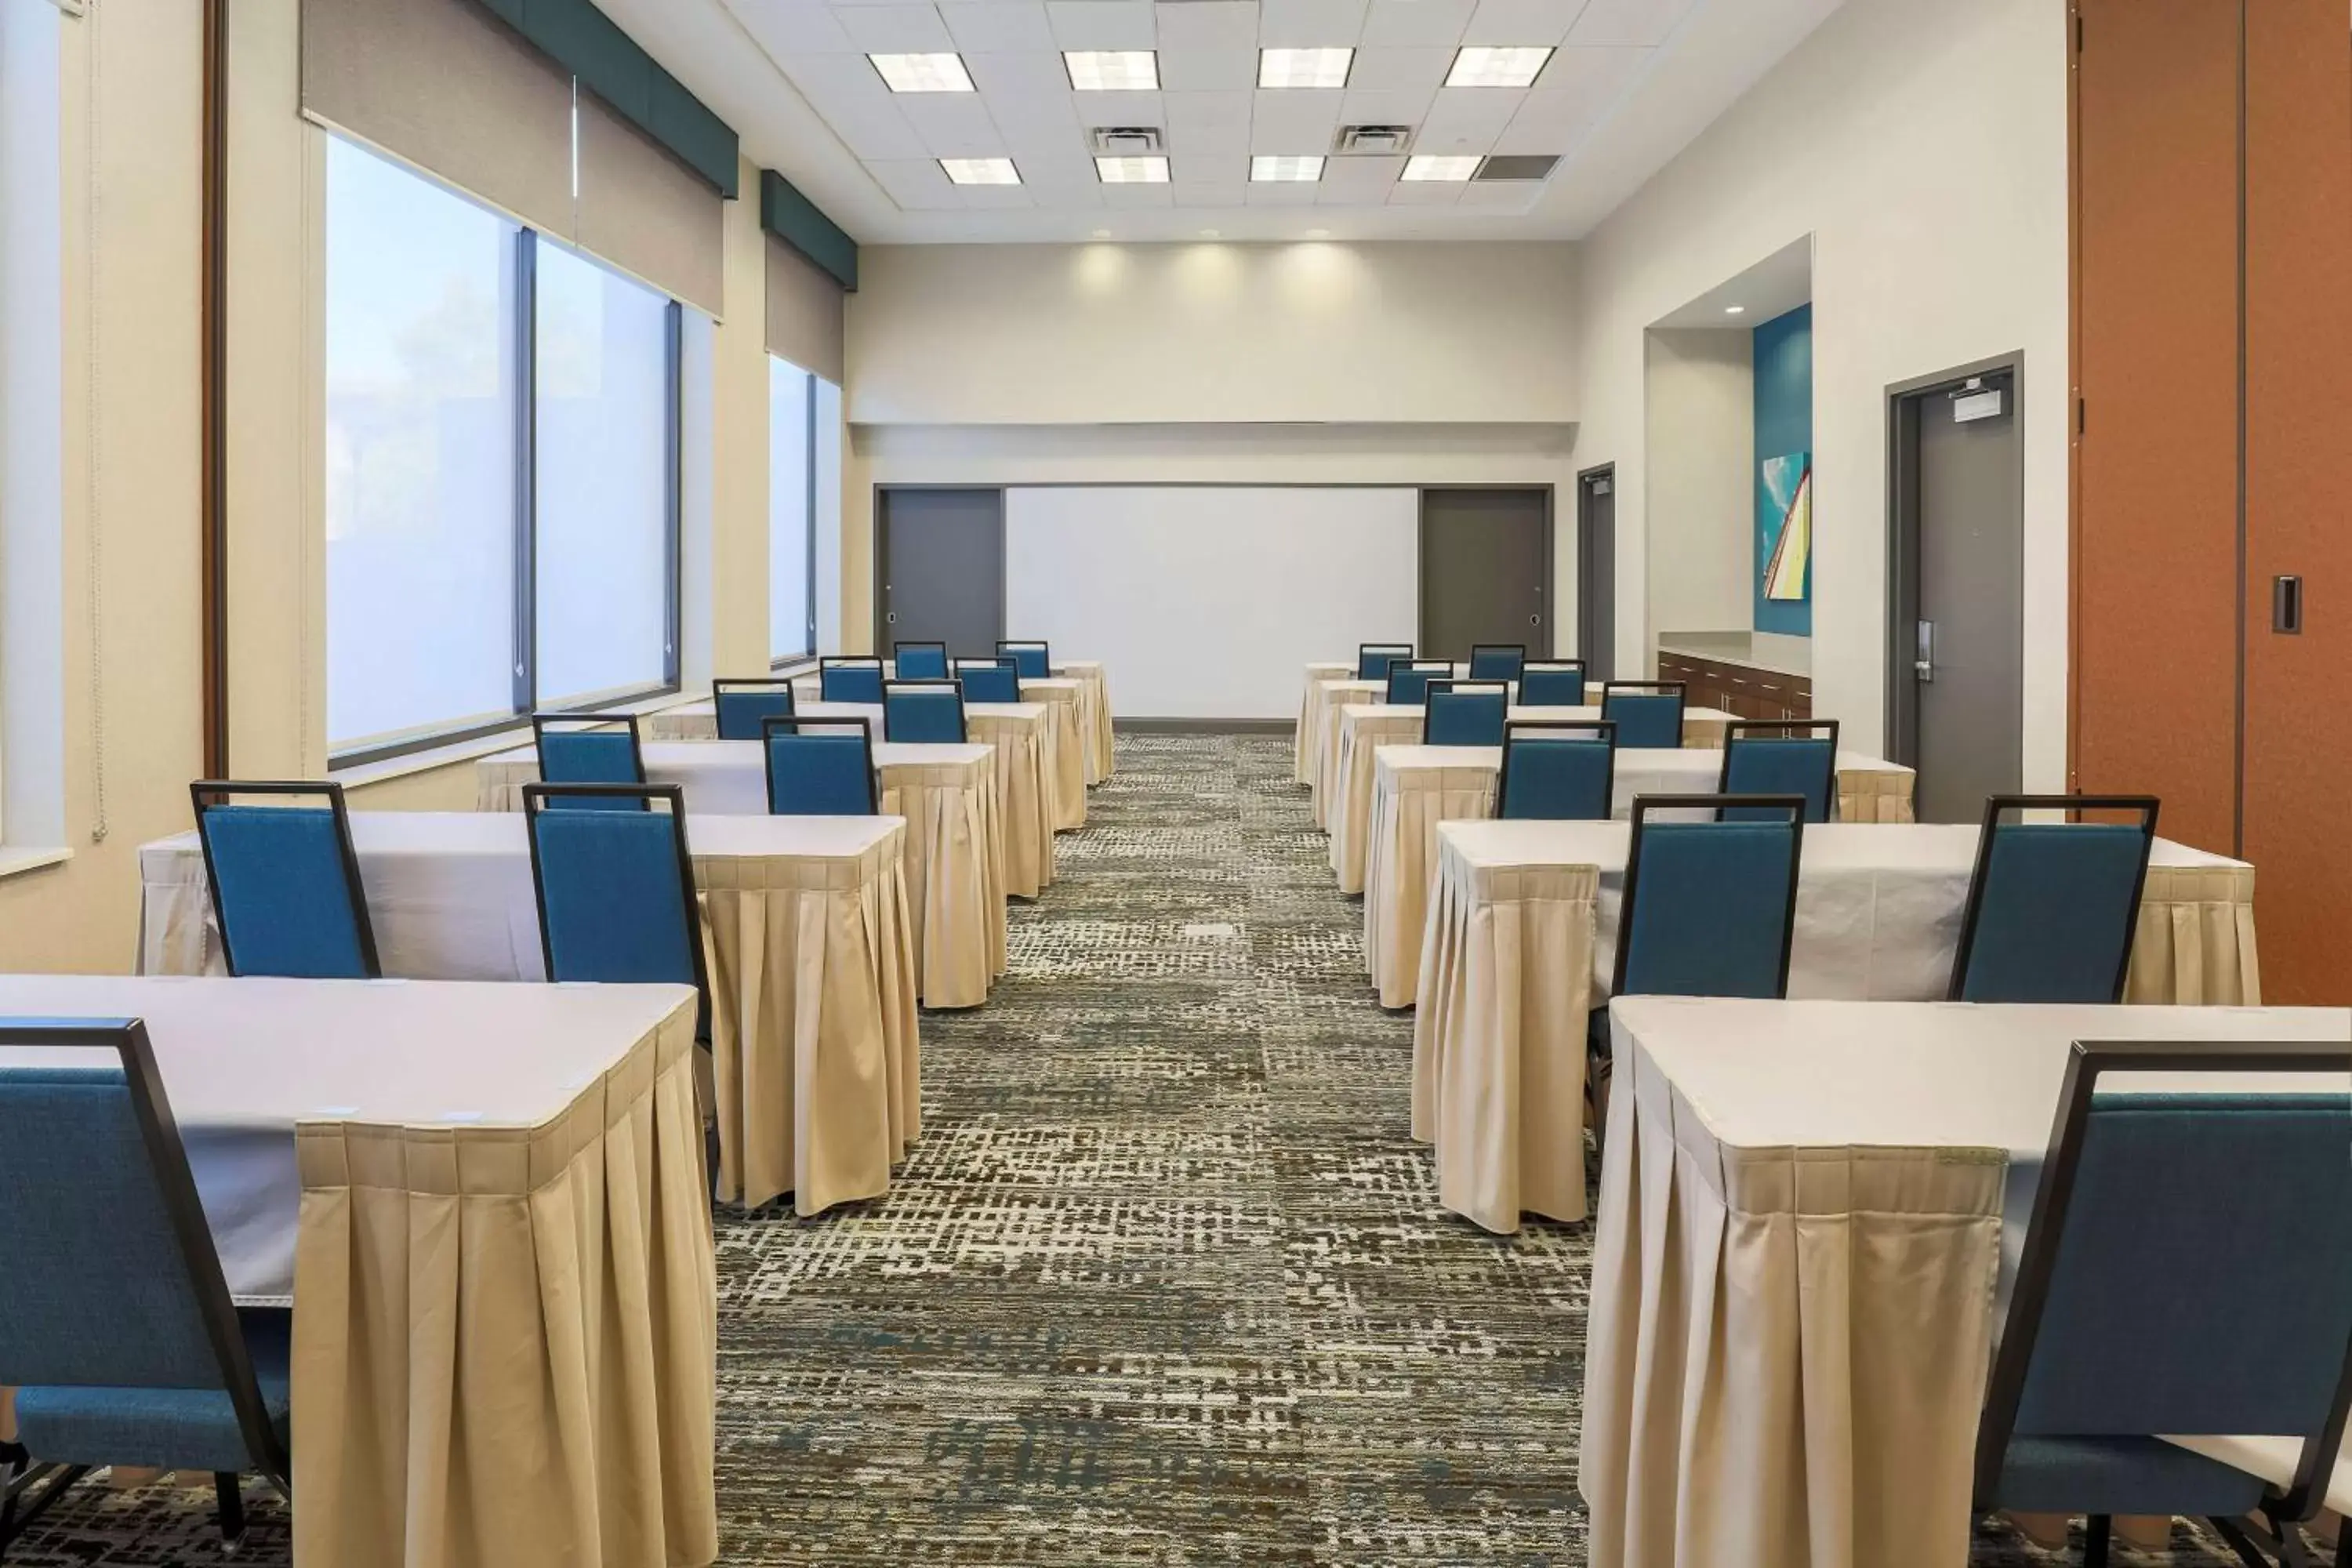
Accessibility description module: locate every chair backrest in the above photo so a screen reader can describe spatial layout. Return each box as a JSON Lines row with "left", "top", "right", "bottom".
{"left": 1357, "top": 643, "right": 1415, "bottom": 681}
{"left": 711, "top": 678, "right": 796, "bottom": 741}
{"left": 763, "top": 717, "right": 878, "bottom": 816}
{"left": 953, "top": 656, "right": 1022, "bottom": 704}
{"left": 1949, "top": 794, "right": 2159, "bottom": 1004}
{"left": 0, "top": 1019, "right": 289, "bottom": 1485}
{"left": 1422, "top": 680, "right": 1510, "bottom": 747}
{"left": 997, "top": 640, "right": 1051, "bottom": 680}
{"left": 1518, "top": 660, "right": 1588, "bottom": 708}
{"left": 1384, "top": 659, "right": 1454, "bottom": 705}
{"left": 1975, "top": 1040, "right": 2352, "bottom": 1520}
{"left": 1719, "top": 719, "right": 1841, "bottom": 823}
{"left": 532, "top": 714, "right": 646, "bottom": 810}
{"left": 522, "top": 782, "right": 710, "bottom": 1040}
{"left": 1497, "top": 720, "right": 1617, "bottom": 821}
{"left": 1601, "top": 681, "right": 1686, "bottom": 749}
{"left": 893, "top": 641, "right": 949, "bottom": 681}
{"left": 1613, "top": 794, "right": 1806, "bottom": 1000}
{"left": 1467, "top": 644, "right": 1526, "bottom": 681}
{"left": 191, "top": 780, "right": 380, "bottom": 979}
{"left": 883, "top": 679, "right": 968, "bottom": 743}
{"left": 818, "top": 656, "right": 886, "bottom": 703}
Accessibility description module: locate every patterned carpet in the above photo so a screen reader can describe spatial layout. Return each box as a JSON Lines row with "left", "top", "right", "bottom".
{"left": 4, "top": 735, "right": 2329, "bottom": 1565}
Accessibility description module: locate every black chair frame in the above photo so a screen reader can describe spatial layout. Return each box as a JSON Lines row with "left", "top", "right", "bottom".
{"left": 1972, "top": 1037, "right": 2352, "bottom": 1566}
{"left": 1357, "top": 643, "right": 1415, "bottom": 681}
{"left": 1717, "top": 718, "right": 1842, "bottom": 821}
{"left": 189, "top": 780, "right": 381, "bottom": 980}
{"left": 760, "top": 715, "right": 879, "bottom": 815}
{"left": 709, "top": 678, "right": 797, "bottom": 739}
{"left": 1494, "top": 719, "right": 1617, "bottom": 819}
{"left": 1421, "top": 679, "right": 1512, "bottom": 745}
{"left": 530, "top": 712, "right": 648, "bottom": 807}
{"left": 0, "top": 1018, "right": 292, "bottom": 1552}
{"left": 881, "top": 678, "right": 970, "bottom": 743}
{"left": 1947, "top": 794, "right": 2161, "bottom": 1004}
{"left": 1610, "top": 793, "right": 1808, "bottom": 1000}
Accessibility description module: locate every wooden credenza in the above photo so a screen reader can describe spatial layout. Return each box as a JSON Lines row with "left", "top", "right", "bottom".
{"left": 1654, "top": 649, "right": 1813, "bottom": 723}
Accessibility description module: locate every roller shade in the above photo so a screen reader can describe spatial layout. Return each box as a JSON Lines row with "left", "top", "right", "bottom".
{"left": 765, "top": 238, "right": 844, "bottom": 384}
{"left": 576, "top": 90, "right": 724, "bottom": 318}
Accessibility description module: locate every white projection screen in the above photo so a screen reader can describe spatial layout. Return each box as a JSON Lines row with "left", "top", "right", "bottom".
{"left": 1004, "top": 486, "right": 1419, "bottom": 719}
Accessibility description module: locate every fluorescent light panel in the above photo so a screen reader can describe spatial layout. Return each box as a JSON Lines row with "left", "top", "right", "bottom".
{"left": 1445, "top": 45, "right": 1554, "bottom": 89}
{"left": 940, "top": 158, "right": 1020, "bottom": 186}
{"left": 1401, "top": 154, "right": 1479, "bottom": 181}
{"left": 1064, "top": 50, "right": 1159, "bottom": 91}
{"left": 1258, "top": 47, "right": 1352, "bottom": 89}
{"left": 1094, "top": 155, "right": 1170, "bottom": 183}
{"left": 869, "top": 53, "right": 973, "bottom": 93}
{"left": 1251, "top": 154, "right": 1325, "bottom": 182}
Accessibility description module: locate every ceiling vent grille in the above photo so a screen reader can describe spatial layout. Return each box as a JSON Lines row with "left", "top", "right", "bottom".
{"left": 1473, "top": 154, "right": 1561, "bottom": 181}
{"left": 1334, "top": 124, "right": 1414, "bottom": 155}
{"left": 1088, "top": 126, "right": 1165, "bottom": 156}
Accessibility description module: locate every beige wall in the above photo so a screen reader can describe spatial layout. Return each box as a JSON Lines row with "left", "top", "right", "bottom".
{"left": 1642, "top": 328, "right": 1754, "bottom": 638}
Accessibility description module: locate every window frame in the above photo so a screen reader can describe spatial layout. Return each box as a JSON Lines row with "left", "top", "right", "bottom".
{"left": 769, "top": 358, "right": 820, "bottom": 670}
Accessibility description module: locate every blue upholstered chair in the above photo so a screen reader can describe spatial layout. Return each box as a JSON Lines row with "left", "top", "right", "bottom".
{"left": 1497, "top": 721, "right": 1617, "bottom": 821}
{"left": 1422, "top": 681, "right": 1510, "bottom": 747}
{"left": 953, "top": 657, "right": 1022, "bottom": 704}
{"left": 1600, "top": 681, "right": 1686, "bottom": 749}
{"left": 1973, "top": 1038, "right": 2352, "bottom": 1568}
{"left": 997, "top": 640, "right": 1051, "bottom": 681}
{"left": 710, "top": 678, "right": 795, "bottom": 742}
{"left": 1613, "top": 795, "right": 1806, "bottom": 1002}
{"left": 818, "top": 656, "right": 886, "bottom": 703}
{"left": 521, "top": 782, "right": 710, "bottom": 1044}
{"left": 1356, "top": 643, "right": 1414, "bottom": 681}
{"left": 191, "top": 781, "right": 379, "bottom": 979}
{"left": 893, "top": 641, "right": 949, "bottom": 681}
{"left": 883, "top": 680, "right": 968, "bottom": 743}
{"left": 1468, "top": 644, "right": 1526, "bottom": 681}
{"left": 1949, "top": 795, "right": 2159, "bottom": 1004}
{"left": 0, "top": 1018, "right": 292, "bottom": 1552}
{"left": 532, "top": 713, "right": 646, "bottom": 811}
{"left": 763, "top": 717, "right": 878, "bottom": 816}
{"left": 1384, "top": 660, "right": 1454, "bottom": 706}
{"left": 1518, "top": 660, "right": 1588, "bottom": 708}
{"left": 1719, "top": 719, "right": 1840, "bottom": 823}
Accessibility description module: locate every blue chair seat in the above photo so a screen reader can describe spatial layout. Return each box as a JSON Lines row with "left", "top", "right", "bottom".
{"left": 1994, "top": 1434, "right": 2268, "bottom": 1519}
{"left": 13, "top": 1308, "right": 290, "bottom": 1476}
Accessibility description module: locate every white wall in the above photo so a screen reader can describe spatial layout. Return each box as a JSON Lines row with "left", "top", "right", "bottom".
{"left": 1643, "top": 328, "right": 1753, "bottom": 636}
{"left": 1571, "top": 0, "right": 2067, "bottom": 776}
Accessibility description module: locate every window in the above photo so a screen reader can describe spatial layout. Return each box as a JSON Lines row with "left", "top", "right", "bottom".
{"left": 769, "top": 357, "right": 812, "bottom": 661}
{"left": 325, "top": 137, "right": 681, "bottom": 760}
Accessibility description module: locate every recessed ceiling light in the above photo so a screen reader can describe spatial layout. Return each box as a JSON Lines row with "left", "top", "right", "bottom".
{"left": 1064, "top": 50, "right": 1159, "bottom": 91}
{"left": 1251, "top": 154, "right": 1326, "bottom": 183}
{"left": 868, "top": 53, "right": 973, "bottom": 93}
{"left": 1724, "top": 304, "right": 1747, "bottom": 315}
{"left": 940, "top": 158, "right": 1020, "bottom": 187}
{"left": 1401, "top": 154, "right": 1479, "bottom": 182}
{"left": 1091, "top": 228, "right": 1113, "bottom": 239}
{"left": 1305, "top": 227, "right": 1331, "bottom": 238}
{"left": 1258, "top": 47, "right": 1352, "bottom": 89}
{"left": 1445, "top": 45, "right": 1554, "bottom": 89}
{"left": 1200, "top": 228, "right": 1221, "bottom": 238}
{"left": 1094, "top": 155, "right": 1171, "bottom": 183}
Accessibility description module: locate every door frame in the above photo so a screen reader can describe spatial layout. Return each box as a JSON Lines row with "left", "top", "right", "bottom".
{"left": 1414, "top": 484, "right": 1556, "bottom": 658}
{"left": 1575, "top": 463, "right": 1615, "bottom": 679}
{"left": 871, "top": 484, "right": 1008, "bottom": 654}
{"left": 1884, "top": 350, "right": 2026, "bottom": 770}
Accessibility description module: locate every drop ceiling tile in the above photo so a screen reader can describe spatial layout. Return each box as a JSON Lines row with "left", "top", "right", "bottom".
{"left": 899, "top": 93, "right": 1009, "bottom": 155}
{"left": 1047, "top": 0, "right": 1157, "bottom": 49}
{"left": 1100, "top": 182, "right": 1177, "bottom": 207}
{"left": 1526, "top": 42, "right": 1647, "bottom": 100}
{"left": 1360, "top": 0, "right": 1474, "bottom": 46}
{"left": 1250, "top": 87, "right": 1344, "bottom": 151}
{"left": 1158, "top": 41, "right": 1258, "bottom": 89}
{"left": 959, "top": 183, "right": 1037, "bottom": 208}
{"left": 1247, "top": 180, "right": 1323, "bottom": 205}
{"left": 1386, "top": 178, "right": 1461, "bottom": 204}
{"left": 1318, "top": 151, "right": 1403, "bottom": 191}
{"left": 1344, "top": 45, "right": 1451, "bottom": 92}
{"left": 782, "top": 57, "right": 933, "bottom": 158}
{"left": 1166, "top": 89, "right": 1254, "bottom": 152}
{"left": 1016, "top": 144, "right": 1105, "bottom": 187}
{"left": 1414, "top": 85, "right": 1522, "bottom": 150}
{"left": 1258, "top": 0, "right": 1369, "bottom": 47}
{"left": 728, "top": 0, "right": 860, "bottom": 55}
{"left": 942, "top": 1, "right": 1058, "bottom": 53}
{"left": 865, "top": 158, "right": 962, "bottom": 209}
{"left": 1461, "top": 0, "right": 1589, "bottom": 45}
{"left": 1155, "top": 1, "right": 1259, "bottom": 53}
{"left": 1172, "top": 177, "right": 1248, "bottom": 206}
{"left": 1336, "top": 86, "right": 1432, "bottom": 127}
{"left": 1457, "top": 176, "right": 1542, "bottom": 209}
{"left": 1564, "top": 0, "right": 1692, "bottom": 46}
{"left": 1071, "top": 89, "right": 1167, "bottom": 126}
{"left": 967, "top": 49, "right": 1077, "bottom": 102}
{"left": 829, "top": 4, "right": 957, "bottom": 53}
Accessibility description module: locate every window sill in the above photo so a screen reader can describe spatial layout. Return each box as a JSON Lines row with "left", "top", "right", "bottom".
{"left": 0, "top": 845, "right": 72, "bottom": 882}
{"left": 331, "top": 689, "right": 706, "bottom": 790}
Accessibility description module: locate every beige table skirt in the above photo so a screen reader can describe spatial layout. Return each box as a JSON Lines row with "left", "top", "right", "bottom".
{"left": 1028, "top": 679, "right": 1090, "bottom": 832}
{"left": 1296, "top": 663, "right": 1355, "bottom": 789}
{"left": 292, "top": 1003, "right": 720, "bottom": 1568}
{"left": 1059, "top": 662, "right": 1114, "bottom": 784}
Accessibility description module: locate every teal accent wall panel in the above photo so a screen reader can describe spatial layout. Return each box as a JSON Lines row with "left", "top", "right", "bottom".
{"left": 1751, "top": 303, "right": 1813, "bottom": 636}
{"left": 762, "top": 169, "right": 858, "bottom": 291}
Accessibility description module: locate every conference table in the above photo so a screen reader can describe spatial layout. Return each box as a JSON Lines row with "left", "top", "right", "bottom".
{"left": 651, "top": 698, "right": 1062, "bottom": 897}
{"left": 1362, "top": 743, "right": 1920, "bottom": 1005}
{"left": 0, "top": 972, "right": 719, "bottom": 1568}
{"left": 1325, "top": 703, "right": 1743, "bottom": 891}
{"left": 1581, "top": 996, "right": 2348, "bottom": 1568}
{"left": 1294, "top": 661, "right": 1606, "bottom": 795}
{"left": 137, "top": 811, "right": 923, "bottom": 1215}
{"left": 1411, "top": 819, "right": 2263, "bottom": 1232}
{"left": 475, "top": 738, "right": 1006, "bottom": 1009}
{"left": 796, "top": 658, "right": 1115, "bottom": 786}
{"left": 790, "top": 668, "right": 1105, "bottom": 804}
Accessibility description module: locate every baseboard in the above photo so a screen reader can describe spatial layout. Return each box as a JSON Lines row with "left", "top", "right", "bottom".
{"left": 1114, "top": 717, "right": 1295, "bottom": 735}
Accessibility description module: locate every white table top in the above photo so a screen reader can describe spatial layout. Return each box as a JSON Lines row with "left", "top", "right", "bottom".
{"left": 150, "top": 808, "right": 904, "bottom": 869}
{"left": 1381, "top": 744, "right": 1914, "bottom": 783}
{"left": 486, "top": 738, "right": 990, "bottom": 816}
{"left": 1439, "top": 818, "right": 2241, "bottom": 875}
{"left": 1341, "top": 702, "right": 1742, "bottom": 728}
{"left": 793, "top": 698, "right": 1048, "bottom": 726}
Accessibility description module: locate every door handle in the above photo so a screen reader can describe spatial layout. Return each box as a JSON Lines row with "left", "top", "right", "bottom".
{"left": 1915, "top": 619, "right": 1935, "bottom": 683}
{"left": 1529, "top": 614, "right": 1540, "bottom": 626}
{"left": 2273, "top": 575, "right": 2303, "bottom": 634}
{"left": 886, "top": 612, "right": 897, "bottom": 624}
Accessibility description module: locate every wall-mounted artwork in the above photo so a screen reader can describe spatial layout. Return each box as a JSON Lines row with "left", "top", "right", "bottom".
{"left": 1759, "top": 450, "right": 1811, "bottom": 603}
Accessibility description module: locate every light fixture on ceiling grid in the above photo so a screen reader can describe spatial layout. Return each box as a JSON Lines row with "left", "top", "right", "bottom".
{"left": 1258, "top": 47, "right": 1353, "bottom": 89}
{"left": 1251, "top": 154, "right": 1325, "bottom": 183}
{"left": 1400, "top": 154, "right": 1480, "bottom": 181}
{"left": 1095, "top": 154, "right": 1171, "bottom": 183}
{"left": 1064, "top": 50, "right": 1160, "bottom": 91}
{"left": 868, "top": 53, "right": 973, "bottom": 93}
{"left": 1445, "top": 45, "right": 1554, "bottom": 89}
{"left": 940, "top": 158, "right": 1021, "bottom": 187}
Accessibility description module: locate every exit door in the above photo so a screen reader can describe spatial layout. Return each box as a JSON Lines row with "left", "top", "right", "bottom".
{"left": 875, "top": 488, "right": 1005, "bottom": 658}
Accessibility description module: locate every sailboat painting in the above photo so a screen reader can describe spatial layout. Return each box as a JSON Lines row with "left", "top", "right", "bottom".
{"left": 1759, "top": 450, "right": 1811, "bottom": 603}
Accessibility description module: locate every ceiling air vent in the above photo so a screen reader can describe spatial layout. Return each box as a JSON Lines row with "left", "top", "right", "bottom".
{"left": 1334, "top": 124, "right": 1414, "bottom": 155}
{"left": 1088, "top": 126, "right": 1165, "bottom": 156}
{"left": 1474, "top": 154, "right": 1561, "bottom": 181}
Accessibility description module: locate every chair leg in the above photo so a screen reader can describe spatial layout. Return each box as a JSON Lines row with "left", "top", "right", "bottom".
{"left": 2082, "top": 1513, "right": 2112, "bottom": 1568}
{"left": 215, "top": 1472, "right": 245, "bottom": 1555}
{"left": 2211, "top": 1513, "right": 2284, "bottom": 1568}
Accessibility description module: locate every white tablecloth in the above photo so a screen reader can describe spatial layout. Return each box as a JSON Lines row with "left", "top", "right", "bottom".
{"left": 1363, "top": 746, "right": 1920, "bottom": 1004}
{"left": 1581, "top": 996, "right": 2350, "bottom": 1568}
{"left": 474, "top": 739, "right": 1007, "bottom": 1007}
{"left": 1296, "top": 664, "right": 1606, "bottom": 797}
{"left": 1411, "top": 822, "right": 2264, "bottom": 1232}
{"left": 788, "top": 673, "right": 1089, "bottom": 830}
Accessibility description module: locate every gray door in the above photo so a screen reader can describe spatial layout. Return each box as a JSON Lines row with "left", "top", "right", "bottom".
{"left": 1420, "top": 488, "right": 1549, "bottom": 660}
{"left": 1577, "top": 467, "right": 1616, "bottom": 681}
{"left": 1896, "top": 368, "right": 2023, "bottom": 822}
{"left": 877, "top": 488, "right": 1004, "bottom": 659}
